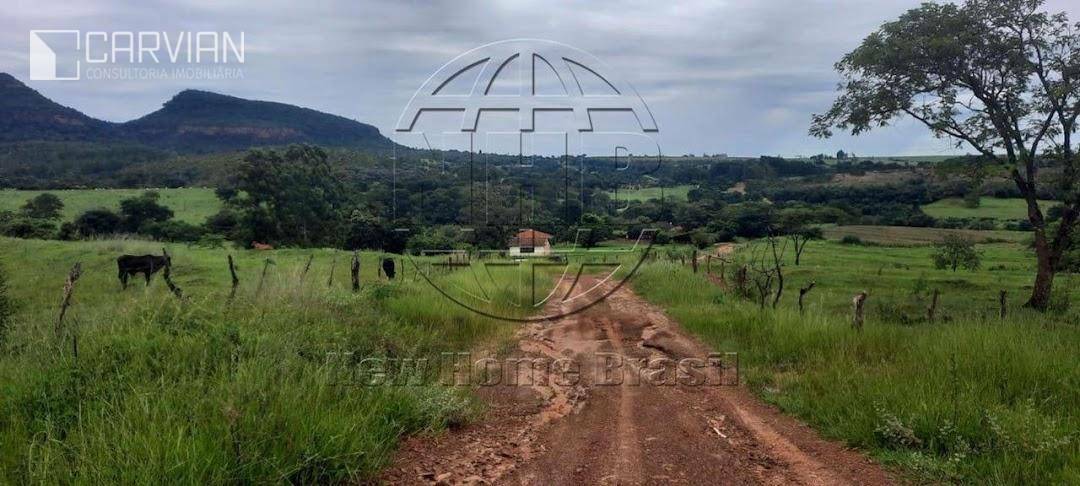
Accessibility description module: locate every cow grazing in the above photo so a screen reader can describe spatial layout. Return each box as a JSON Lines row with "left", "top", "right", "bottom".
{"left": 117, "top": 253, "right": 171, "bottom": 289}
{"left": 382, "top": 258, "right": 396, "bottom": 280}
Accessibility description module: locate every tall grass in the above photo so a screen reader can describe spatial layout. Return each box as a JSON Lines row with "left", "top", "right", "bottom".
{"left": 0, "top": 237, "right": 528, "bottom": 483}
{"left": 632, "top": 258, "right": 1079, "bottom": 483}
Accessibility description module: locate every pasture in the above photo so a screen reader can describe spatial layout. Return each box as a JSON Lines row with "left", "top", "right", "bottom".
{"left": 922, "top": 197, "right": 1055, "bottom": 221}
{"left": 633, "top": 239, "right": 1079, "bottom": 483}
{"left": 821, "top": 224, "right": 1030, "bottom": 245}
{"left": 0, "top": 188, "right": 221, "bottom": 224}
{"left": 607, "top": 184, "right": 695, "bottom": 202}
{"left": 0, "top": 237, "right": 534, "bottom": 483}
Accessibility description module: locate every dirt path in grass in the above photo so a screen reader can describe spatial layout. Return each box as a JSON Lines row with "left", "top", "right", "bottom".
{"left": 381, "top": 276, "right": 890, "bottom": 485}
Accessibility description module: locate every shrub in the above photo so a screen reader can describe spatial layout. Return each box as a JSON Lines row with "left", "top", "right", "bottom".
{"left": 20, "top": 193, "right": 64, "bottom": 220}
{"left": 1, "top": 217, "right": 56, "bottom": 239}
{"left": 690, "top": 229, "right": 717, "bottom": 249}
{"left": 840, "top": 235, "right": 863, "bottom": 245}
{"left": 72, "top": 208, "right": 123, "bottom": 238}
{"left": 932, "top": 234, "right": 982, "bottom": 272}
{"left": 141, "top": 220, "right": 206, "bottom": 242}
{"left": 119, "top": 191, "right": 174, "bottom": 233}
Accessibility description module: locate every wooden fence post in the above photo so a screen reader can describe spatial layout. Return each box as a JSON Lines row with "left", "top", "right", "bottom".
{"left": 227, "top": 255, "right": 240, "bottom": 300}
{"left": 300, "top": 255, "right": 314, "bottom": 285}
{"left": 798, "top": 281, "right": 816, "bottom": 315}
{"left": 999, "top": 290, "right": 1007, "bottom": 320}
{"left": 927, "top": 289, "right": 940, "bottom": 323}
{"left": 852, "top": 291, "right": 868, "bottom": 331}
{"left": 328, "top": 253, "right": 338, "bottom": 288}
{"left": 351, "top": 251, "right": 361, "bottom": 292}
{"left": 692, "top": 250, "right": 698, "bottom": 273}
{"left": 56, "top": 262, "right": 82, "bottom": 337}
{"left": 256, "top": 259, "right": 272, "bottom": 297}
{"left": 162, "top": 265, "right": 183, "bottom": 300}
{"left": 734, "top": 265, "right": 748, "bottom": 298}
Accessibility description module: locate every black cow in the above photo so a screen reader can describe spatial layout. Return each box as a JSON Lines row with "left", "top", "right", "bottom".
{"left": 382, "top": 257, "right": 396, "bottom": 280}
{"left": 117, "top": 254, "right": 171, "bottom": 289}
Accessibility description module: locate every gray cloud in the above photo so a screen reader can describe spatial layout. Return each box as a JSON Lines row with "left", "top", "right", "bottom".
{"left": 4, "top": 0, "right": 1079, "bottom": 157}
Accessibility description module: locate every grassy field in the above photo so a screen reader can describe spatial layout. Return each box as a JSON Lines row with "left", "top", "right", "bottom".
{"left": 0, "top": 188, "right": 221, "bottom": 224}
{"left": 922, "top": 197, "right": 1055, "bottom": 221}
{"left": 0, "top": 237, "right": 540, "bottom": 483}
{"left": 607, "top": 184, "right": 695, "bottom": 202}
{"left": 821, "top": 224, "right": 1031, "bottom": 245}
{"left": 633, "top": 239, "right": 1079, "bottom": 483}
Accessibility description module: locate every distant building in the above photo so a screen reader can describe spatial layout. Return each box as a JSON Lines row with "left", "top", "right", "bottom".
{"left": 509, "top": 229, "right": 553, "bottom": 257}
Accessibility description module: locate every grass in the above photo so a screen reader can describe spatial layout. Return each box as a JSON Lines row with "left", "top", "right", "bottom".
{"left": 0, "top": 237, "right": 539, "bottom": 483}
{"left": 631, "top": 239, "right": 1079, "bottom": 483}
{"left": 821, "top": 224, "right": 1031, "bottom": 245}
{"left": 606, "top": 184, "right": 695, "bottom": 202}
{"left": 922, "top": 197, "right": 1055, "bottom": 221}
{"left": 0, "top": 188, "right": 221, "bottom": 224}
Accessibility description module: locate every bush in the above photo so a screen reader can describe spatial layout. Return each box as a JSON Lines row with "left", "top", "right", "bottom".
{"left": 20, "top": 193, "right": 64, "bottom": 220}
{"left": 1, "top": 217, "right": 56, "bottom": 239}
{"left": 932, "top": 234, "right": 982, "bottom": 272}
{"left": 72, "top": 208, "right": 123, "bottom": 238}
{"left": 141, "top": 220, "right": 206, "bottom": 242}
{"left": 689, "top": 229, "right": 717, "bottom": 249}
{"left": 840, "top": 235, "right": 863, "bottom": 245}
{"left": 119, "top": 191, "right": 174, "bottom": 233}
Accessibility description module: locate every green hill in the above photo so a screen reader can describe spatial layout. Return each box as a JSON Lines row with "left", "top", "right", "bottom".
{"left": 122, "top": 90, "right": 394, "bottom": 153}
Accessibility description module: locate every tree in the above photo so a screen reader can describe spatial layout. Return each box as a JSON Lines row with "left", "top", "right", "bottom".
{"left": 20, "top": 193, "right": 63, "bottom": 220}
{"left": 228, "top": 145, "right": 347, "bottom": 247}
{"left": 811, "top": 0, "right": 1079, "bottom": 310}
{"left": 786, "top": 226, "right": 823, "bottom": 265}
{"left": 72, "top": 208, "right": 122, "bottom": 238}
{"left": 119, "top": 191, "right": 174, "bottom": 233}
{"left": 933, "top": 234, "right": 982, "bottom": 271}
{"left": 577, "top": 213, "right": 611, "bottom": 248}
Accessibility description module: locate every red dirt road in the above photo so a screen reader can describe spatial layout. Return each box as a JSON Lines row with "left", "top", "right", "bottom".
{"left": 382, "top": 277, "right": 891, "bottom": 485}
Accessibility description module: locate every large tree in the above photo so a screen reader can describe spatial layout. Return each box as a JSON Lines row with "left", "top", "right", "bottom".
{"left": 228, "top": 145, "right": 347, "bottom": 247}
{"left": 811, "top": 0, "right": 1079, "bottom": 310}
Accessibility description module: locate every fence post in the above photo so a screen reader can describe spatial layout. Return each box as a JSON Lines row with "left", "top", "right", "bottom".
{"left": 227, "top": 255, "right": 240, "bottom": 300}
{"left": 327, "top": 253, "right": 338, "bottom": 288}
{"left": 56, "top": 262, "right": 82, "bottom": 337}
{"left": 256, "top": 259, "right": 272, "bottom": 297}
{"left": 852, "top": 291, "right": 868, "bottom": 331}
{"left": 162, "top": 265, "right": 183, "bottom": 300}
{"left": 692, "top": 250, "right": 698, "bottom": 273}
{"left": 300, "top": 255, "right": 314, "bottom": 285}
{"left": 798, "top": 281, "right": 816, "bottom": 315}
{"left": 999, "top": 290, "right": 1007, "bottom": 320}
{"left": 351, "top": 251, "right": 361, "bottom": 292}
{"left": 927, "top": 289, "right": 940, "bottom": 323}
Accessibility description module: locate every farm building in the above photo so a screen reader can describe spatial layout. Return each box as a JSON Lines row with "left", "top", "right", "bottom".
{"left": 509, "top": 229, "right": 553, "bottom": 257}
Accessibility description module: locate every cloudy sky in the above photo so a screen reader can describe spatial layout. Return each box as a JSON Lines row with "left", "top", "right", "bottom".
{"left": 5, "top": 0, "right": 1079, "bottom": 157}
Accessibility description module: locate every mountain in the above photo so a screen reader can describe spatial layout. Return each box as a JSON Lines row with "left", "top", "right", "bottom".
{"left": 0, "top": 73, "right": 394, "bottom": 153}
{"left": 0, "top": 73, "right": 118, "bottom": 142}
{"left": 122, "top": 90, "right": 394, "bottom": 153}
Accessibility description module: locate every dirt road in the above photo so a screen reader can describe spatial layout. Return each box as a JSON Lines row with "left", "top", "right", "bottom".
{"left": 382, "top": 277, "right": 890, "bottom": 485}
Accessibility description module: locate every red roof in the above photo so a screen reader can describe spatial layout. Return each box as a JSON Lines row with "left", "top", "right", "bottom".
{"left": 511, "top": 229, "right": 552, "bottom": 247}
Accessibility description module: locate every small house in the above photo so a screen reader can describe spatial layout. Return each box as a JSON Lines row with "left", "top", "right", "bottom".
{"left": 509, "top": 229, "right": 553, "bottom": 257}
